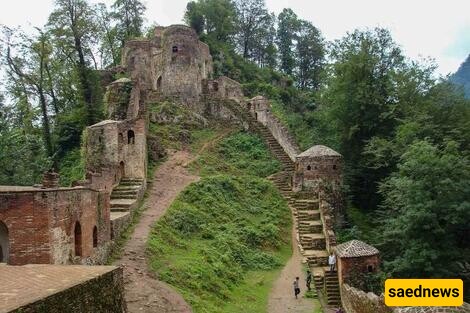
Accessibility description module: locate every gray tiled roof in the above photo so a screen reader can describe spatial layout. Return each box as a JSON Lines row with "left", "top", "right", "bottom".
{"left": 335, "top": 239, "right": 379, "bottom": 258}
{"left": 297, "top": 145, "right": 341, "bottom": 157}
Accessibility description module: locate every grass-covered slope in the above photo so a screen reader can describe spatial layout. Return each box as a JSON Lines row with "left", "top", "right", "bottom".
{"left": 147, "top": 130, "right": 291, "bottom": 313}
{"left": 190, "top": 131, "right": 281, "bottom": 177}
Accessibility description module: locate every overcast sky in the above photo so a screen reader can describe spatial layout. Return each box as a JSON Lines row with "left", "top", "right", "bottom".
{"left": 1, "top": 0, "right": 469, "bottom": 76}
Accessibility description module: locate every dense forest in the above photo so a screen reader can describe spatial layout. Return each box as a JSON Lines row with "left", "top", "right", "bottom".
{"left": 0, "top": 0, "right": 468, "bottom": 298}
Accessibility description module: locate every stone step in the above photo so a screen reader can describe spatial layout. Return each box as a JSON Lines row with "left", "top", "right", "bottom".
{"left": 110, "top": 207, "right": 131, "bottom": 212}
{"left": 119, "top": 181, "right": 143, "bottom": 186}
{"left": 113, "top": 185, "right": 141, "bottom": 191}
{"left": 110, "top": 198, "right": 135, "bottom": 208}
{"left": 111, "top": 194, "right": 136, "bottom": 200}
{"left": 303, "top": 249, "right": 329, "bottom": 267}
{"left": 111, "top": 189, "right": 139, "bottom": 196}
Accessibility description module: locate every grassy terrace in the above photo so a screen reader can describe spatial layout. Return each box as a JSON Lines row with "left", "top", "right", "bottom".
{"left": 147, "top": 130, "right": 292, "bottom": 312}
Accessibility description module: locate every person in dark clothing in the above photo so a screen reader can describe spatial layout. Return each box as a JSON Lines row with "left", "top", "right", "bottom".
{"left": 293, "top": 277, "right": 300, "bottom": 299}
{"left": 306, "top": 269, "right": 312, "bottom": 291}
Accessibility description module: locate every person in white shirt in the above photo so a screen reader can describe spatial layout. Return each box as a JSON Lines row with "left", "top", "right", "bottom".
{"left": 328, "top": 252, "right": 336, "bottom": 272}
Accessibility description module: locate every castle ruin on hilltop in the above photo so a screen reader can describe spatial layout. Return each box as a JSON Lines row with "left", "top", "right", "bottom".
{"left": 3, "top": 24, "right": 462, "bottom": 313}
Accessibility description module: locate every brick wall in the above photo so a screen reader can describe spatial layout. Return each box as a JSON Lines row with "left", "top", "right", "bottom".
{"left": 338, "top": 255, "right": 380, "bottom": 285}
{"left": 0, "top": 187, "right": 111, "bottom": 265}
{"left": 3, "top": 265, "right": 127, "bottom": 313}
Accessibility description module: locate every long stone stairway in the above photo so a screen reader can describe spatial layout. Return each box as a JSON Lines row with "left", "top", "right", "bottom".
{"left": 225, "top": 100, "right": 340, "bottom": 306}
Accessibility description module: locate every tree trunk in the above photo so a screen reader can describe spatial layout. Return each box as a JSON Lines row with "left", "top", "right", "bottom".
{"left": 74, "top": 34, "right": 95, "bottom": 126}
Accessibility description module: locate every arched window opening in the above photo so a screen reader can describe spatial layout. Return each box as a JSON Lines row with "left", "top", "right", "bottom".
{"left": 74, "top": 222, "right": 82, "bottom": 257}
{"left": 93, "top": 226, "right": 98, "bottom": 248}
{"left": 247, "top": 103, "right": 252, "bottom": 111}
{"left": 0, "top": 221, "right": 9, "bottom": 263}
{"left": 333, "top": 164, "right": 337, "bottom": 170}
{"left": 157, "top": 76, "right": 162, "bottom": 92}
{"left": 172, "top": 45, "right": 178, "bottom": 53}
{"left": 307, "top": 165, "right": 312, "bottom": 171}
{"left": 127, "top": 130, "right": 135, "bottom": 144}
{"left": 367, "top": 265, "right": 374, "bottom": 272}
{"left": 212, "top": 81, "right": 219, "bottom": 92}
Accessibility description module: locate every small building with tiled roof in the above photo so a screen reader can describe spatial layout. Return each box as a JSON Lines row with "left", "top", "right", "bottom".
{"left": 335, "top": 240, "right": 380, "bottom": 284}
{"left": 292, "top": 145, "right": 342, "bottom": 192}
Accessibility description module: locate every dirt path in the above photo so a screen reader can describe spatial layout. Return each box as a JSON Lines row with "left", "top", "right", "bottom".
{"left": 267, "top": 213, "right": 319, "bottom": 313}
{"left": 114, "top": 150, "right": 199, "bottom": 313}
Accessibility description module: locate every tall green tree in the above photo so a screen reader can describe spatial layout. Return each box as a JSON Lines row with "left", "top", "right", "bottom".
{"left": 96, "top": 3, "right": 120, "bottom": 67}
{"left": 277, "top": 8, "right": 300, "bottom": 75}
{"left": 111, "top": 0, "right": 146, "bottom": 44}
{"left": 295, "top": 21, "right": 325, "bottom": 90}
{"left": 184, "top": 0, "right": 237, "bottom": 43}
{"left": 48, "top": 0, "right": 101, "bottom": 126}
{"left": 234, "top": 0, "right": 270, "bottom": 59}
{"left": 379, "top": 140, "right": 470, "bottom": 279}
{"left": 251, "top": 13, "right": 277, "bottom": 68}
{"left": 1, "top": 26, "right": 55, "bottom": 158}
{"left": 319, "top": 28, "right": 406, "bottom": 210}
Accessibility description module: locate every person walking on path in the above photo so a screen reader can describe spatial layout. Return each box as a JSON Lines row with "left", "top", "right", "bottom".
{"left": 328, "top": 252, "right": 336, "bottom": 272}
{"left": 293, "top": 277, "right": 301, "bottom": 299}
{"left": 306, "top": 270, "right": 312, "bottom": 291}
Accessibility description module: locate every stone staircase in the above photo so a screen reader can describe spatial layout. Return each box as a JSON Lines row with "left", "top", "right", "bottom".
{"left": 109, "top": 178, "right": 145, "bottom": 239}
{"left": 325, "top": 270, "right": 340, "bottom": 305}
{"left": 226, "top": 100, "right": 340, "bottom": 306}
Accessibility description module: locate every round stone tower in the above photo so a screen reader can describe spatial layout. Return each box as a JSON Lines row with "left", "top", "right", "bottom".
{"left": 293, "top": 145, "right": 342, "bottom": 192}
{"left": 155, "top": 25, "right": 213, "bottom": 101}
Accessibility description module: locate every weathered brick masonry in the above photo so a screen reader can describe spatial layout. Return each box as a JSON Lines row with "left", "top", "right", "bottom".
{"left": 0, "top": 265, "right": 127, "bottom": 313}
{"left": 0, "top": 186, "right": 110, "bottom": 265}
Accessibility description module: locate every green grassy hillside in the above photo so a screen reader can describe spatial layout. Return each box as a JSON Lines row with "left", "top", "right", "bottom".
{"left": 147, "top": 130, "right": 291, "bottom": 313}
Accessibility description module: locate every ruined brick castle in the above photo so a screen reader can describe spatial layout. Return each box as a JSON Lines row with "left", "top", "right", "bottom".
{"left": 2, "top": 24, "right": 465, "bottom": 313}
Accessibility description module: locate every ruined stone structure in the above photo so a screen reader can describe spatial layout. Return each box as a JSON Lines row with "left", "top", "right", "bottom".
{"left": 0, "top": 182, "right": 110, "bottom": 265}
{"left": 293, "top": 145, "right": 343, "bottom": 192}
{"left": 0, "top": 24, "right": 243, "bottom": 267}
{"left": 335, "top": 240, "right": 380, "bottom": 285}
{"left": 122, "top": 25, "right": 213, "bottom": 103}
{"left": 3, "top": 22, "right": 466, "bottom": 313}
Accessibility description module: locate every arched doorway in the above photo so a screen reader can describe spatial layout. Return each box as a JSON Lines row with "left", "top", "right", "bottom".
{"left": 93, "top": 226, "right": 98, "bottom": 248}
{"left": 119, "top": 161, "right": 125, "bottom": 179}
{"left": 157, "top": 76, "right": 162, "bottom": 92}
{"left": 74, "top": 222, "right": 82, "bottom": 257}
{"left": 127, "top": 130, "right": 135, "bottom": 144}
{"left": 0, "top": 221, "right": 9, "bottom": 263}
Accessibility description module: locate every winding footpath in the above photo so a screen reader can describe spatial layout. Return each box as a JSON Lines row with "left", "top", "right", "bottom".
{"left": 267, "top": 211, "right": 320, "bottom": 313}
{"left": 113, "top": 150, "right": 198, "bottom": 313}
